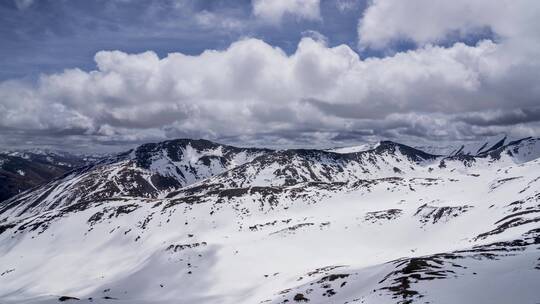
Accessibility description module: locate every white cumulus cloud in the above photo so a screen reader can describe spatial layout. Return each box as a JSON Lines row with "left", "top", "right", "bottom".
{"left": 252, "top": 0, "right": 321, "bottom": 24}
{"left": 358, "top": 0, "right": 540, "bottom": 49}
{"left": 14, "top": 0, "right": 34, "bottom": 10}
{"left": 0, "top": 34, "right": 539, "bottom": 150}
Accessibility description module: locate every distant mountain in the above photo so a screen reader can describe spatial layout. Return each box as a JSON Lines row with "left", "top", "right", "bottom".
{"left": 478, "top": 136, "right": 540, "bottom": 162}
{"left": 325, "top": 142, "right": 380, "bottom": 154}
{"left": 412, "top": 134, "right": 524, "bottom": 157}
{"left": 0, "top": 150, "right": 100, "bottom": 203}
{"left": 330, "top": 135, "right": 539, "bottom": 160}
{"left": 0, "top": 137, "right": 539, "bottom": 304}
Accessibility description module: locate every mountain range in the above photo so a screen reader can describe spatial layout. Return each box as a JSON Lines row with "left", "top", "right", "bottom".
{"left": 0, "top": 136, "right": 539, "bottom": 303}
{"left": 0, "top": 150, "right": 101, "bottom": 203}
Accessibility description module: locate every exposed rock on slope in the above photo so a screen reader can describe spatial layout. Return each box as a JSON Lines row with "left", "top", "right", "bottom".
{"left": 0, "top": 150, "right": 95, "bottom": 203}
{"left": 0, "top": 137, "right": 539, "bottom": 304}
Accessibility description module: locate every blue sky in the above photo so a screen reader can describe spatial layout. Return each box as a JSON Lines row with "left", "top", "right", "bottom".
{"left": 0, "top": 0, "right": 367, "bottom": 81}
{"left": 0, "top": 0, "right": 539, "bottom": 152}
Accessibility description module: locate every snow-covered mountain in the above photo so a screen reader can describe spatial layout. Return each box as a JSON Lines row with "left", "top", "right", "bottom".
{"left": 327, "top": 134, "right": 522, "bottom": 157}
{"left": 0, "top": 137, "right": 539, "bottom": 304}
{"left": 325, "top": 142, "right": 380, "bottom": 154}
{"left": 412, "top": 134, "right": 531, "bottom": 157}
{"left": 0, "top": 139, "right": 269, "bottom": 217}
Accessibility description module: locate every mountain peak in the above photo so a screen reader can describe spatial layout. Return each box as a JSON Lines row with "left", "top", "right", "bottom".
{"left": 373, "top": 140, "right": 439, "bottom": 161}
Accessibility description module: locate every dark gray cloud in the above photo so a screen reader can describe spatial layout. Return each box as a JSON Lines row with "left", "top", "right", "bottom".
{"left": 458, "top": 108, "right": 540, "bottom": 127}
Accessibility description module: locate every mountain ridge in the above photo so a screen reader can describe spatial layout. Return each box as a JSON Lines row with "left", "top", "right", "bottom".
{"left": 1, "top": 136, "right": 539, "bottom": 304}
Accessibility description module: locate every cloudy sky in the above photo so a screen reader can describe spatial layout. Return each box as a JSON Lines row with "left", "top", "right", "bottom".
{"left": 1, "top": 0, "right": 539, "bottom": 152}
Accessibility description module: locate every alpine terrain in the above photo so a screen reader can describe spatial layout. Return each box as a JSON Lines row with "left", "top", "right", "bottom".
{"left": 0, "top": 150, "right": 101, "bottom": 203}
{"left": 1, "top": 137, "right": 539, "bottom": 304}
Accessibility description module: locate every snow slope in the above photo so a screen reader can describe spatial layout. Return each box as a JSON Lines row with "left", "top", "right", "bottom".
{"left": 0, "top": 137, "right": 539, "bottom": 304}
{"left": 325, "top": 143, "right": 379, "bottom": 154}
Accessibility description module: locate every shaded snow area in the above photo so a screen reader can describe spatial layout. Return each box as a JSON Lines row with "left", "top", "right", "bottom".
{"left": 0, "top": 138, "right": 540, "bottom": 304}
{"left": 326, "top": 143, "right": 379, "bottom": 154}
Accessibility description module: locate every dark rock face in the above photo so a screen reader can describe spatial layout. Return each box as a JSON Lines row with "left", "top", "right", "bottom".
{"left": 365, "top": 209, "right": 403, "bottom": 223}
{"left": 414, "top": 204, "right": 473, "bottom": 225}
{"left": 378, "top": 255, "right": 459, "bottom": 302}
{"left": 58, "top": 296, "right": 80, "bottom": 301}
{"left": 0, "top": 151, "right": 94, "bottom": 203}
{"left": 375, "top": 141, "right": 439, "bottom": 161}
{"left": 293, "top": 293, "right": 309, "bottom": 302}
{"left": 134, "top": 138, "right": 270, "bottom": 169}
